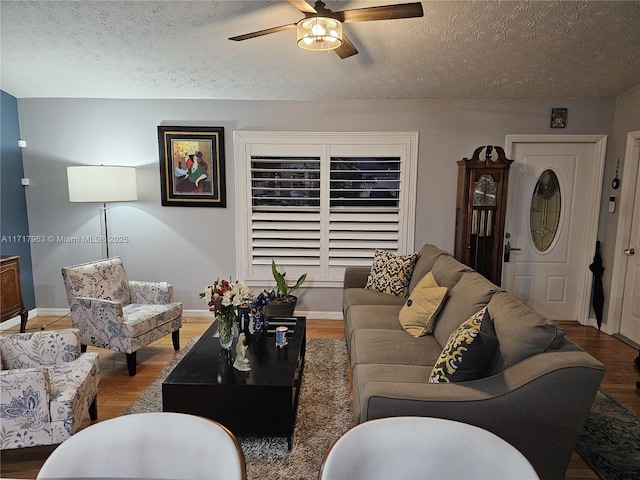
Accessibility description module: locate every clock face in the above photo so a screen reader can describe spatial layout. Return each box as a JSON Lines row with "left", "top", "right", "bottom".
{"left": 473, "top": 174, "right": 497, "bottom": 206}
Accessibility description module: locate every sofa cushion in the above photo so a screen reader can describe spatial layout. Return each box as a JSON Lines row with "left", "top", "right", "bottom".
{"left": 121, "top": 302, "right": 183, "bottom": 338}
{"left": 343, "top": 288, "right": 407, "bottom": 316}
{"left": 350, "top": 329, "right": 442, "bottom": 368}
{"left": 398, "top": 272, "right": 448, "bottom": 337}
{"left": 429, "top": 307, "right": 497, "bottom": 383}
{"left": 346, "top": 305, "right": 404, "bottom": 347}
{"left": 433, "top": 272, "right": 498, "bottom": 346}
{"left": 408, "top": 244, "right": 450, "bottom": 293}
{"left": 430, "top": 255, "right": 472, "bottom": 290}
{"left": 486, "top": 292, "right": 566, "bottom": 374}
{"left": 365, "top": 249, "right": 419, "bottom": 297}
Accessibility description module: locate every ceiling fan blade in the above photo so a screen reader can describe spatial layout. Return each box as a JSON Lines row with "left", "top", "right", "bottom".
{"left": 336, "top": 2, "right": 424, "bottom": 23}
{"left": 229, "top": 23, "right": 297, "bottom": 42}
{"left": 286, "top": 0, "right": 317, "bottom": 14}
{"left": 334, "top": 34, "right": 358, "bottom": 59}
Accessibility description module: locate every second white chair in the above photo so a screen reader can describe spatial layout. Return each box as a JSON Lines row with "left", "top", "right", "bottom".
{"left": 36, "top": 412, "right": 246, "bottom": 480}
{"left": 319, "top": 416, "right": 539, "bottom": 480}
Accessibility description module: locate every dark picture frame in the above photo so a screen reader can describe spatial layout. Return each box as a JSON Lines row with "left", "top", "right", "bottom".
{"left": 158, "top": 126, "right": 226, "bottom": 207}
{"left": 550, "top": 108, "right": 568, "bottom": 129}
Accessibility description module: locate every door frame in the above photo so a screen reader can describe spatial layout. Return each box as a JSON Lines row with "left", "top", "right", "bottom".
{"left": 606, "top": 131, "right": 640, "bottom": 336}
{"left": 504, "top": 134, "right": 607, "bottom": 324}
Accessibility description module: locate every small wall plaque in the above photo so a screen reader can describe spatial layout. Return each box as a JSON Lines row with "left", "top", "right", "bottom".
{"left": 550, "top": 108, "right": 568, "bottom": 128}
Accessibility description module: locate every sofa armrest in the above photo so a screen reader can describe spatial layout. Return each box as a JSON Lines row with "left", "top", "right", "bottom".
{"left": 129, "top": 281, "right": 173, "bottom": 304}
{"left": 359, "top": 350, "right": 605, "bottom": 479}
{"left": 68, "top": 297, "right": 125, "bottom": 345}
{"left": 344, "top": 267, "right": 370, "bottom": 289}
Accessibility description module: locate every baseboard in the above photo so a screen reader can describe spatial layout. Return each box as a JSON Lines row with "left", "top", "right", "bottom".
{"left": 0, "top": 308, "right": 38, "bottom": 331}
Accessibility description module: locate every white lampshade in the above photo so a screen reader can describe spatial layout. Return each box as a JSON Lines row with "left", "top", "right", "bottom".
{"left": 67, "top": 166, "right": 137, "bottom": 203}
{"left": 297, "top": 17, "right": 342, "bottom": 51}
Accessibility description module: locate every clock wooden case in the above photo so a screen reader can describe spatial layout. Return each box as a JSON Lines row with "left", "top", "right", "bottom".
{"left": 454, "top": 145, "right": 513, "bottom": 286}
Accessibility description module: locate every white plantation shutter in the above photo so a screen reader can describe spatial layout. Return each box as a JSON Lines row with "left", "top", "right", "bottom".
{"left": 235, "top": 132, "right": 418, "bottom": 287}
{"left": 250, "top": 156, "right": 321, "bottom": 267}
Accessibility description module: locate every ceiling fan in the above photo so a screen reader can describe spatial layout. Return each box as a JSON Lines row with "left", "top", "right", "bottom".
{"left": 229, "top": 0, "right": 424, "bottom": 59}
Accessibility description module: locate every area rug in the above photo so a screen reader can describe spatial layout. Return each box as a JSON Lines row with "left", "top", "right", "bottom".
{"left": 575, "top": 389, "right": 640, "bottom": 480}
{"left": 125, "top": 337, "right": 354, "bottom": 480}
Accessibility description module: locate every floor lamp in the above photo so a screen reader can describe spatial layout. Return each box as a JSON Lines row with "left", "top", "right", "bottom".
{"left": 67, "top": 165, "right": 138, "bottom": 258}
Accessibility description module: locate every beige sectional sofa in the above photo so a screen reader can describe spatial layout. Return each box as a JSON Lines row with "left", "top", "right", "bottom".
{"left": 343, "top": 244, "right": 605, "bottom": 480}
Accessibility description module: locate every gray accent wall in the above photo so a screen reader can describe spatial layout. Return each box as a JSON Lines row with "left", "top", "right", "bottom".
{"left": 17, "top": 96, "right": 621, "bottom": 317}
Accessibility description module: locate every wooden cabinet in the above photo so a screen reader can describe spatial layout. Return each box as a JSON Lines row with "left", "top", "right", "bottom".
{"left": 454, "top": 146, "right": 513, "bottom": 286}
{"left": 1, "top": 255, "right": 28, "bottom": 332}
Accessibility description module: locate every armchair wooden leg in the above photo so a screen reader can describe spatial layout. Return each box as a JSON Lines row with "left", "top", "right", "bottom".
{"left": 89, "top": 395, "right": 98, "bottom": 420}
{"left": 172, "top": 329, "right": 180, "bottom": 351}
{"left": 127, "top": 352, "right": 137, "bottom": 376}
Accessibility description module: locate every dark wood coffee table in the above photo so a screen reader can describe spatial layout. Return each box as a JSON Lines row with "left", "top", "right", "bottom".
{"left": 162, "top": 316, "right": 306, "bottom": 448}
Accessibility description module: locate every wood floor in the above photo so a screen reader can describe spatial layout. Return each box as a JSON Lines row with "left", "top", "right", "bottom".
{"left": 1, "top": 316, "right": 639, "bottom": 479}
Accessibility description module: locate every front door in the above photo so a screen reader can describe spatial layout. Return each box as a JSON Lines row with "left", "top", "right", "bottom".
{"left": 620, "top": 145, "right": 640, "bottom": 344}
{"left": 503, "top": 135, "right": 606, "bottom": 322}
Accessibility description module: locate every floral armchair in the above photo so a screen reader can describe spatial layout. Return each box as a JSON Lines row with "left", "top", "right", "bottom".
{"left": 0, "top": 328, "right": 99, "bottom": 450}
{"left": 61, "top": 257, "right": 183, "bottom": 376}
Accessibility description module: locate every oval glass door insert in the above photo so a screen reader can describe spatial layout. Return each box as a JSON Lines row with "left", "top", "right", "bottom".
{"left": 530, "top": 169, "right": 561, "bottom": 252}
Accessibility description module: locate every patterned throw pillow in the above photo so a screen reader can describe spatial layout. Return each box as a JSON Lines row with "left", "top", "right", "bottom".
{"left": 429, "top": 307, "right": 497, "bottom": 383}
{"left": 398, "top": 272, "right": 448, "bottom": 337}
{"left": 365, "top": 249, "right": 419, "bottom": 297}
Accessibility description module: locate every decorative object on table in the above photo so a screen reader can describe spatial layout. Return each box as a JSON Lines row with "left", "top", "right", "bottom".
{"left": 550, "top": 108, "right": 567, "bottom": 128}
{"left": 275, "top": 326, "right": 288, "bottom": 348}
{"left": 200, "top": 278, "right": 254, "bottom": 349}
{"left": 266, "top": 260, "right": 307, "bottom": 317}
{"left": 233, "top": 333, "right": 251, "bottom": 372}
{"left": 250, "top": 289, "right": 275, "bottom": 337}
{"left": 67, "top": 165, "right": 137, "bottom": 258}
{"left": 237, "top": 303, "right": 252, "bottom": 334}
{"left": 157, "top": 126, "right": 226, "bottom": 207}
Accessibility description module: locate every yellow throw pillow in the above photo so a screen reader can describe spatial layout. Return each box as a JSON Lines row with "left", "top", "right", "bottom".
{"left": 398, "top": 272, "right": 448, "bottom": 337}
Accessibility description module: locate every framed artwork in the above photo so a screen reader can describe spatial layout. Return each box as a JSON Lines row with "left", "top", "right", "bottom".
{"left": 550, "top": 108, "right": 568, "bottom": 129}
{"left": 158, "top": 126, "right": 226, "bottom": 207}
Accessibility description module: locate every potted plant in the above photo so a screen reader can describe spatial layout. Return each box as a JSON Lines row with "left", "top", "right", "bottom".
{"left": 266, "top": 260, "right": 307, "bottom": 317}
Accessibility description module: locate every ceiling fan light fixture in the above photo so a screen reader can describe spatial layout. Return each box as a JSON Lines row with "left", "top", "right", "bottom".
{"left": 297, "top": 16, "right": 342, "bottom": 51}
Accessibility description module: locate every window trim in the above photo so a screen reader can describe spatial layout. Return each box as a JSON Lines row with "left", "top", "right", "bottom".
{"left": 234, "top": 131, "right": 419, "bottom": 287}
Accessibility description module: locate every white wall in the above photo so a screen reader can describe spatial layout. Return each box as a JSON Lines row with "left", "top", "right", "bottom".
{"left": 17, "top": 97, "right": 616, "bottom": 316}
{"left": 597, "top": 84, "right": 640, "bottom": 330}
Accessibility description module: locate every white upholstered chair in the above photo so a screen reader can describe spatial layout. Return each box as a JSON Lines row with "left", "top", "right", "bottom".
{"left": 36, "top": 412, "right": 247, "bottom": 479}
{"left": 61, "top": 257, "right": 183, "bottom": 376}
{"left": 319, "top": 417, "right": 539, "bottom": 479}
{"left": 0, "top": 328, "right": 99, "bottom": 450}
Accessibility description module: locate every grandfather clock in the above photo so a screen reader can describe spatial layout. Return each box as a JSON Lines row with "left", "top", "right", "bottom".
{"left": 454, "top": 145, "right": 513, "bottom": 285}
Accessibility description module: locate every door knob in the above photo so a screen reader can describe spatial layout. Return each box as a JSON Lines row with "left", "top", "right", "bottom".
{"left": 625, "top": 248, "right": 635, "bottom": 255}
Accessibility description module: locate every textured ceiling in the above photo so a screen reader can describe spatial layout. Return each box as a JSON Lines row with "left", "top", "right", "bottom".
{"left": 1, "top": 1, "right": 639, "bottom": 100}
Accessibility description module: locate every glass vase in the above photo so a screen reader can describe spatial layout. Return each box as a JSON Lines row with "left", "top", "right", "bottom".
{"left": 216, "top": 309, "right": 237, "bottom": 350}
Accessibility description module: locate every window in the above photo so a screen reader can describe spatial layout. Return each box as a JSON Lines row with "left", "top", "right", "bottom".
{"left": 235, "top": 132, "right": 419, "bottom": 287}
